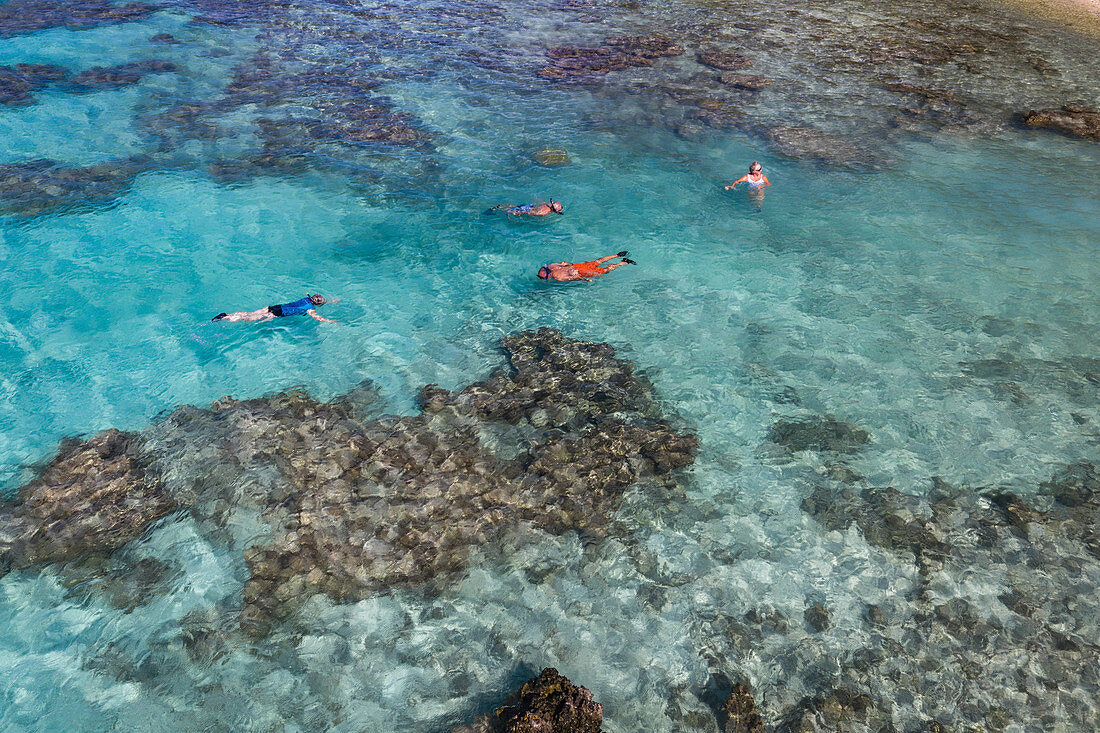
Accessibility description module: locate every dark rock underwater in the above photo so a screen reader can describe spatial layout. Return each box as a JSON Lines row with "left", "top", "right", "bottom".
{"left": 1, "top": 328, "right": 698, "bottom": 634}
{"left": 4, "top": 326, "right": 1099, "bottom": 730}
{"left": 0, "top": 0, "right": 1096, "bottom": 728}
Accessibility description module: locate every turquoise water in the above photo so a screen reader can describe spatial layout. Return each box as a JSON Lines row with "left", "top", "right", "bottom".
{"left": 2, "top": 0, "right": 1099, "bottom": 729}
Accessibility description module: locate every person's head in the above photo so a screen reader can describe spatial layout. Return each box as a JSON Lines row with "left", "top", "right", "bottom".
{"left": 537, "top": 265, "right": 550, "bottom": 280}
{"left": 749, "top": 161, "right": 762, "bottom": 174}
{"left": 308, "top": 293, "right": 325, "bottom": 306}
{"left": 549, "top": 199, "right": 564, "bottom": 214}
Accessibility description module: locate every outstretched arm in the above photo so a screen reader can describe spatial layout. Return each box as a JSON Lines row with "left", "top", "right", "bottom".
{"left": 725, "top": 175, "right": 749, "bottom": 190}
{"left": 308, "top": 309, "right": 338, "bottom": 324}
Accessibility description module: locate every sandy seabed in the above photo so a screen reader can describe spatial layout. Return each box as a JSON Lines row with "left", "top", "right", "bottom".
{"left": 994, "top": 0, "right": 1100, "bottom": 33}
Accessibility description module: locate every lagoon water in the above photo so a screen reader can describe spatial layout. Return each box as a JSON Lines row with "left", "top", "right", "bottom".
{"left": 2, "top": 0, "right": 1099, "bottom": 730}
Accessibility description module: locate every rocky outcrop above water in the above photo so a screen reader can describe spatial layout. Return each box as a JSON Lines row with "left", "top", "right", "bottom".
{"left": 3, "top": 329, "right": 697, "bottom": 634}
{"left": 1019, "top": 104, "right": 1100, "bottom": 141}
{"left": 453, "top": 668, "right": 603, "bottom": 733}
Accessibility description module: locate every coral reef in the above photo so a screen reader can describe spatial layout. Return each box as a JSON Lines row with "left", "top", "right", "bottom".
{"left": 454, "top": 667, "right": 603, "bottom": 733}
{"left": 718, "top": 73, "right": 770, "bottom": 91}
{"left": 534, "top": 149, "right": 571, "bottom": 166}
{"left": 66, "top": 59, "right": 178, "bottom": 91}
{"left": 790, "top": 462, "right": 1100, "bottom": 729}
{"left": 2, "top": 329, "right": 697, "bottom": 635}
{"left": 724, "top": 683, "right": 765, "bottom": 733}
{"left": 0, "top": 157, "right": 150, "bottom": 216}
{"left": 129, "top": 8, "right": 432, "bottom": 181}
{"left": 1020, "top": 104, "right": 1100, "bottom": 141}
{"left": 0, "top": 63, "right": 69, "bottom": 105}
{"left": 763, "top": 125, "right": 890, "bottom": 169}
{"left": 0, "top": 429, "right": 175, "bottom": 572}
{"left": 697, "top": 51, "right": 753, "bottom": 71}
{"left": 766, "top": 415, "right": 870, "bottom": 453}
{"left": 240, "top": 328, "right": 695, "bottom": 629}
{"left": 0, "top": 0, "right": 159, "bottom": 39}
{"left": 540, "top": 34, "right": 683, "bottom": 80}
{"left": 778, "top": 687, "right": 888, "bottom": 732}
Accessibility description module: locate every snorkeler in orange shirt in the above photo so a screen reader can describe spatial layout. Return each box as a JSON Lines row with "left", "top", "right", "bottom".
{"left": 537, "top": 251, "right": 635, "bottom": 282}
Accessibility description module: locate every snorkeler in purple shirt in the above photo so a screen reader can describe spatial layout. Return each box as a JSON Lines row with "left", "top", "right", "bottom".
{"left": 211, "top": 293, "right": 338, "bottom": 323}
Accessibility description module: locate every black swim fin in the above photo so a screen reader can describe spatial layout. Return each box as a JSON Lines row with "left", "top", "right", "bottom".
{"left": 616, "top": 250, "right": 629, "bottom": 257}
{"left": 622, "top": 258, "right": 636, "bottom": 265}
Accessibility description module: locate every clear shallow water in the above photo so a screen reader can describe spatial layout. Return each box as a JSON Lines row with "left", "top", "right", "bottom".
{"left": 1, "top": 0, "right": 1099, "bottom": 729}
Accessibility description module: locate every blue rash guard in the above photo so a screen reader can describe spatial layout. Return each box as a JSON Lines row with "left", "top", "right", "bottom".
{"left": 270, "top": 296, "right": 315, "bottom": 317}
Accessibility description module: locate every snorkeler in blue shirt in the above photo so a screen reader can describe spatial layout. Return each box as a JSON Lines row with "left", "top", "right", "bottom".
{"left": 487, "top": 199, "right": 564, "bottom": 216}
{"left": 211, "top": 293, "right": 338, "bottom": 324}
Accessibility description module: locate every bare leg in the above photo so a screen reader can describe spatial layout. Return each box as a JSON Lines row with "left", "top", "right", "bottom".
{"left": 594, "top": 254, "right": 620, "bottom": 264}
{"left": 601, "top": 261, "right": 628, "bottom": 273}
{"left": 221, "top": 307, "right": 275, "bottom": 323}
